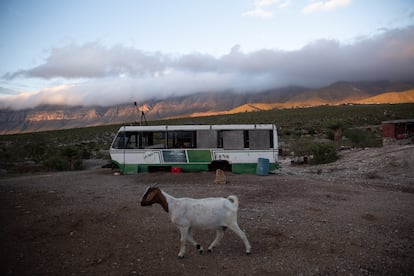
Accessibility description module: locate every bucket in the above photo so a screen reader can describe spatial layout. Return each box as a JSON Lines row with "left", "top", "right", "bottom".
{"left": 256, "top": 158, "right": 269, "bottom": 176}
{"left": 171, "top": 167, "right": 182, "bottom": 173}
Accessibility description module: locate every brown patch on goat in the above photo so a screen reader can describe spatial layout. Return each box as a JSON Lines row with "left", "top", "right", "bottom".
{"left": 141, "top": 187, "right": 169, "bottom": 213}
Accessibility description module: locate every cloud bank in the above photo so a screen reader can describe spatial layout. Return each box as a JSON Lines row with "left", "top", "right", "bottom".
{"left": 242, "top": 0, "right": 350, "bottom": 18}
{"left": 1, "top": 26, "right": 414, "bottom": 110}
{"left": 242, "top": 0, "right": 291, "bottom": 18}
{"left": 302, "top": 0, "right": 351, "bottom": 14}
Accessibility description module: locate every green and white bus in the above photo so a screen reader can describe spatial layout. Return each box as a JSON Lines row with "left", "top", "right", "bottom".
{"left": 109, "top": 124, "right": 279, "bottom": 174}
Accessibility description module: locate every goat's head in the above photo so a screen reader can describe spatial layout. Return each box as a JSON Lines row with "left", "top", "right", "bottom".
{"left": 140, "top": 186, "right": 169, "bottom": 212}
{"left": 141, "top": 186, "right": 159, "bottom": 206}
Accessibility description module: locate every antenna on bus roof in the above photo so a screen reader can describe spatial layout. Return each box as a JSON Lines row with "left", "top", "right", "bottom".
{"left": 141, "top": 110, "right": 148, "bottom": 126}
{"left": 134, "top": 101, "right": 148, "bottom": 126}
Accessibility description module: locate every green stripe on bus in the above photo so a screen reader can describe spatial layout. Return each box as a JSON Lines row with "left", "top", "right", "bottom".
{"left": 116, "top": 161, "right": 279, "bottom": 174}
{"left": 187, "top": 149, "right": 212, "bottom": 162}
{"left": 138, "top": 164, "right": 209, "bottom": 173}
{"left": 112, "top": 160, "right": 138, "bottom": 174}
{"left": 232, "top": 163, "right": 279, "bottom": 174}
{"left": 123, "top": 164, "right": 139, "bottom": 174}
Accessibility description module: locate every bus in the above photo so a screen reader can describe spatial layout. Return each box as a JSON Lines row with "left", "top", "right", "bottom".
{"left": 109, "top": 124, "right": 279, "bottom": 174}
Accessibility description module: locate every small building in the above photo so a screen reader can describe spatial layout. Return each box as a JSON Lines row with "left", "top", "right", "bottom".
{"left": 382, "top": 119, "right": 414, "bottom": 146}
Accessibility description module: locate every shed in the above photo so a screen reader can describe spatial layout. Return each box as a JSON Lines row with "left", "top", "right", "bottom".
{"left": 382, "top": 119, "right": 414, "bottom": 146}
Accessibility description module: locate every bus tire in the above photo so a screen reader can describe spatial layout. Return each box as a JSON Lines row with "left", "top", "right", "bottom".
{"left": 208, "top": 160, "right": 232, "bottom": 172}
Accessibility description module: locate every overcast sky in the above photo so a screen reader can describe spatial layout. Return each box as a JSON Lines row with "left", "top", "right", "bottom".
{"left": 1, "top": 0, "right": 414, "bottom": 109}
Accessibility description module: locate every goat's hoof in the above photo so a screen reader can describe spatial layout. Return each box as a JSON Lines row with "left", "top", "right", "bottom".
{"left": 196, "top": 244, "right": 204, "bottom": 254}
{"left": 246, "top": 251, "right": 251, "bottom": 255}
{"left": 207, "top": 249, "right": 212, "bottom": 253}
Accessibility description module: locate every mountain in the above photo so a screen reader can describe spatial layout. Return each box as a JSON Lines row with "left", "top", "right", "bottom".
{"left": 355, "top": 89, "right": 414, "bottom": 104}
{"left": 1, "top": 81, "right": 414, "bottom": 134}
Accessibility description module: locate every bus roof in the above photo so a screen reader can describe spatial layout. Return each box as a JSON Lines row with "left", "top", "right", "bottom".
{"left": 117, "top": 124, "right": 276, "bottom": 132}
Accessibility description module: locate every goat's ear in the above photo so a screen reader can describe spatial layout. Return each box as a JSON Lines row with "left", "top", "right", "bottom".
{"left": 142, "top": 186, "right": 151, "bottom": 198}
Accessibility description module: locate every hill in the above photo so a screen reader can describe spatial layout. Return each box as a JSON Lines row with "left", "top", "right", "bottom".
{"left": 1, "top": 81, "right": 414, "bottom": 134}
{"left": 355, "top": 89, "right": 414, "bottom": 104}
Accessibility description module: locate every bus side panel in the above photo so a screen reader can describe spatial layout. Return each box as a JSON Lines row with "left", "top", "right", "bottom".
{"left": 138, "top": 163, "right": 209, "bottom": 173}
{"left": 212, "top": 149, "right": 277, "bottom": 174}
{"left": 124, "top": 164, "right": 140, "bottom": 174}
{"left": 110, "top": 156, "right": 139, "bottom": 174}
{"left": 110, "top": 149, "right": 162, "bottom": 174}
{"left": 212, "top": 150, "right": 276, "bottom": 163}
{"left": 187, "top": 149, "right": 212, "bottom": 162}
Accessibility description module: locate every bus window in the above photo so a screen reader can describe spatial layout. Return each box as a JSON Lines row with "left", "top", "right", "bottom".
{"left": 113, "top": 132, "right": 126, "bottom": 149}
{"left": 222, "top": 130, "right": 244, "bottom": 149}
{"left": 112, "top": 132, "right": 138, "bottom": 149}
{"left": 142, "top": 132, "right": 166, "bottom": 149}
{"left": 218, "top": 131, "right": 223, "bottom": 148}
{"left": 249, "top": 130, "right": 271, "bottom": 149}
{"left": 167, "top": 131, "right": 196, "bottom": 148}
{"left": 244, "top": 130, "right": 249, "bottom": 148}
{"left": 197, "top": 130, "right": 218, "bottom": 148}
{"left": 125, "top": 132, "right": 139, "bottom": 148}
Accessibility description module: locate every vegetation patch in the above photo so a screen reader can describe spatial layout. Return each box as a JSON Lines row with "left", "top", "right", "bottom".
{"left": 344, "top": 128, "right": 382, "bottom": 148}
{"left": 44, "top": 146, "right": 83, "bottom": 171}
{"left": 310, "top": 143, "right": 339, "bottom": 164}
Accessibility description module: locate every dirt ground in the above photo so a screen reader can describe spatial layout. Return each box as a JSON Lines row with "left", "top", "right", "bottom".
{"left": 1, "top": 145, "right": 413, "bottom": 275}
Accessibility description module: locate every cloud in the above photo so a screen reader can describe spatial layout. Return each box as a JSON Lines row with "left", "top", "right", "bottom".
{"left": 242, "top": 0, "right": 291, "bottom": 18}
{"left": 3, "top": 42, "right": 167, "bottom": 79}
{"left": 302, "top": 0, "right": 351, "bottom": 14}
{"left": 0, "top": 84, "right": 80, "bottom": 110}
{"left": 1, "top": 26, "right": 414, "bottom": 110}
{"left": 0, "top": 86, "right": 17, "bottom": 95}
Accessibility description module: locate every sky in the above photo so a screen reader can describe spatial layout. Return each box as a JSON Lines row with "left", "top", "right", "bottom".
{"left": 1, "top": 0, "right": 414, "bottom": 110}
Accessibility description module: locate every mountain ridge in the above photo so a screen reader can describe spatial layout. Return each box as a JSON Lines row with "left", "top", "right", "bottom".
{"left": 1, "top": 81, "right": 414, "bottom": 134}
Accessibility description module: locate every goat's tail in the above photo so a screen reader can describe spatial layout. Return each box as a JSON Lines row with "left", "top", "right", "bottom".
{"left": 227, "top": 195, "right": 239, "bottom": 209}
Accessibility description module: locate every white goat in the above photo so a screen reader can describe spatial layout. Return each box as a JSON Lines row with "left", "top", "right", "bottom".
{"left": 140, "top": 186, "right": 251, "bottom": 258}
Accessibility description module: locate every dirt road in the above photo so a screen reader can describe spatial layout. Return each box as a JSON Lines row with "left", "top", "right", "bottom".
{"left": 1, "top": 146, "right": 413, "bottom": 275}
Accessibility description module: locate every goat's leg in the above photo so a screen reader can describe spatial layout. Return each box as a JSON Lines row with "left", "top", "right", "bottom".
{"left": 187, "top": 228, "right": 204, "bottom": 254}
{"left": 227, "top": 223, "right": 252, "bottom": 254}
{"left": 207, "top": 228, "right": 225, "bottom": 252}
{"left": 178, "top": 227, "right": 189, "bottom": 258}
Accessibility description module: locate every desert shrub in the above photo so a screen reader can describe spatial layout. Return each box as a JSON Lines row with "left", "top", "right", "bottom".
{"left": 326, "top": 130, "right": 335, "bottom": 141}
{"left": 290, "top": 138, "right": 315, "bottom": 157}
{"left": 95, "top": 150, "right": 111, "bottom": 160}
{"left": 307, "top": 127, "right": 317, "bottom": 135}
{"left": 344, "top": 129, "right": 381, "bottom": 148}
{"left": 311, "top": 143, "right": 338, "bottom": 164}
{"left": 44, "top": 155, "right": 70, "bottom": 171}
{"left": 44, "top": 146, "right": 83, "bottom": 171}
{"left": 72, "top": 159, "right": 83, "bottom": 170}
{"left": 0, "top": 147, "right": 12, "bottom": 165}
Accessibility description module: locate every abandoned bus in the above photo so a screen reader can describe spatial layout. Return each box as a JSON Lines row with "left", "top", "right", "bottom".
{"left": 109, "top": 124, "right": 278, "bottom": 174}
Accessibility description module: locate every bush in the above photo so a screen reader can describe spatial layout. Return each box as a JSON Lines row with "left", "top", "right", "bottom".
{"left": 44, "top": 146, "right": 83, "bottom": 171}
{"left": 311, "top": 143, "right": 338, "bottom": 164}
{"left": 344, "top": 129, "right": 381, "bottom": 148}
{"left": 44, "top": 155, "right": 70, "bottom": 171}
{"left": 290, "top": 138, "right": 315, "bottom": 157}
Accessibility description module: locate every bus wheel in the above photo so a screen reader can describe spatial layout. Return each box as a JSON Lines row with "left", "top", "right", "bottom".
{"left": 208, "top": 160, "right": 232, "bottom": 172}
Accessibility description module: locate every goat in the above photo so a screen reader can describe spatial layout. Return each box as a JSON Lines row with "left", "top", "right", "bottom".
{"left": 140, "top": 186, "right": 251, "bottom": 258}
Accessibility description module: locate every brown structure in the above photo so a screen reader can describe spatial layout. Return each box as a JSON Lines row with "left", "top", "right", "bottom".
{"left": 382, "top": 119, "right": 414, "bottom": 146}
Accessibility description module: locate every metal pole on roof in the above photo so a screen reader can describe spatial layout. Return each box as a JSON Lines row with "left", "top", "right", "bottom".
{"left": 141, "top": 110, "right": 148, "bottom": 125}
